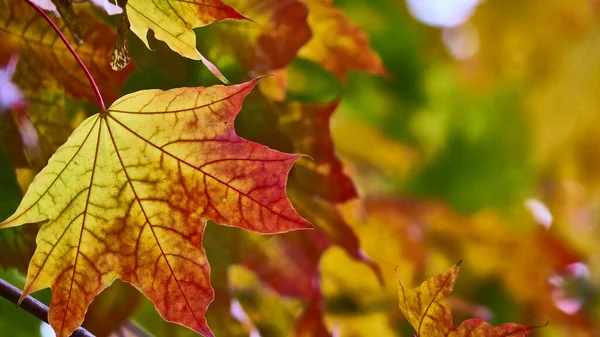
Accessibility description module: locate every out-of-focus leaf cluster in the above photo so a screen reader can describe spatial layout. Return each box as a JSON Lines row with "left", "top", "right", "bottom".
{"left": 2, "top": 0, "right": 600, "bottom": 336}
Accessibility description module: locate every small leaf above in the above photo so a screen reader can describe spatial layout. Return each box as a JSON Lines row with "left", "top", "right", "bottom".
{"left": 0, "top": 78, "right": 310, "bottom": 337}
{"left": 397, "top": 262, "right": 535, "bottom": 337}
{"left": 124, "top": 0, "right": 246, "bottom": 82}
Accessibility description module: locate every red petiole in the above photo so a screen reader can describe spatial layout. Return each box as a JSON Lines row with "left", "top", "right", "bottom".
{"left": 22, "top": 0, "right": 106, "bottom": 110}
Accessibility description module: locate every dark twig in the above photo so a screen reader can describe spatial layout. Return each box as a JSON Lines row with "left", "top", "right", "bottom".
{"left": 0, "top": 277, "right": 95, "bottom": 337}
{"left": 23, "top": 0, "right": 106, "bottom": 110}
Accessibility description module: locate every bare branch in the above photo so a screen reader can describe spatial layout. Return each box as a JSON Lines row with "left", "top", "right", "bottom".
{"left": 0, "top": 277, "right": 95, "bottom": 337}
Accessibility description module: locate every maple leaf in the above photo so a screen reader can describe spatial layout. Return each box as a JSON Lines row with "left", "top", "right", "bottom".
{"left": 232, "top": 93, "right": 385, "bottom": 279}
{"left": 397, "top": 262, "right": 534, "bottom": 337}
{"left": 206, "top": 0, "right": 312, "bottom": 74}
{"left": 298, "top": 0, "right": 386, "bottom": 80}
{"left": 201, "top": 0, "right": 384, "bottom": 90}
{"left": 0, "top": 78, "right": 310, "bottom": 337}
{"left": 119, "top": 0, "right": 246, "bottom": 82}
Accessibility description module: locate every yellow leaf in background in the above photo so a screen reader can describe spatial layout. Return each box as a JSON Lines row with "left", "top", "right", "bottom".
{"left": 397, "top": 263, "right": 457, "bottom": 337}
{"left": 331, "top": 115, "right": 418, "bottom": 195}
{"left": 397, "top": 263, "right": 534, "bottom": 337}
{"left": 298, "top": 0, "right": 386, "bottom": 80}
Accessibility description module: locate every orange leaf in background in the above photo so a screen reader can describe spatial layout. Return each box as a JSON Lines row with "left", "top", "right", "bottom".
{"left": 232, "top": 93, "right": 383, "bottom": 271}
{"left": 1, "top": 0, "right": 133, "bottom": 168}
{"left": 280, "top": 102, "right": 356, "bottom": 203}
{"left": 298, "top": 0, "right": 386, "bottom": 80}
{"left": 237, "top": 230, "right": 331, "bottom": 335}
{"left": 233, "top": 94, "right": 383, "bottom": 287}
{"left": 397, "top": 263, "right": 534, "bottom": 337}
{"left": 0, "top": 78, "right": 310, "bottom": 337}
{"left": 0, "top": 0, "right": 132, "bottom": 105}
{"left": 213, "top": 0, "right": 312, "bottom": 74}
{"left": 204, "top": 0, "right": 384, "bottom": 88}
{"left": 294, "top": 291, "right": 330, "bottom": 337}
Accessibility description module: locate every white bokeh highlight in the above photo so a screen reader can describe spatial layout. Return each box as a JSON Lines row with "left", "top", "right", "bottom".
{"left": 0, "top": 55, "right": 23, "bottom": 112}
{"left": 40, "top": 322, "right": 56, "bottom": 337}
{"left": 525, "top": 199, "right": 553, "bottom": 229}
{"left": 406, "top": 0, "right": 482, "bottom": 28}
{"left": 32, "top": 0, "right": 123, "bottom": 15}
{"left": 549, "top": 262, "right": 589, "bottom": 315}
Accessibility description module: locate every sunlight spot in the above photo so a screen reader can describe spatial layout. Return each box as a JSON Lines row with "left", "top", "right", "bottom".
{"left": 525, "top": 199, "right": 553, "bottom": 229}
{"left": 231, "top": 299, "right": 262, "bottom": 337}
{"left": 566, "top": 262, "right": 590, "bottom": 279}
{"left": 88, "top": 0, "right": 123, "bottom": 15}
{"left": 144, "top": 155, "right": 149, "bottom": 161}
{"left": 0, "top": 54, "right": 23, "bottom": 112}
{"left": 406, "top": 0, "right": 482, "bottom": 28}
{"left": 40, "top": 322, "right": 56, "bottom": 337}
{"left": 549, "top": 262, "right": 590, "bottom": 315}
{"left": 230, "top": 298, "right": 247, "bottom": 322}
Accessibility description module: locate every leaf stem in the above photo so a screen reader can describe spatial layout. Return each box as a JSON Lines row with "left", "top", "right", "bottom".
{"left": 0, "top": 277, "right": 95, "bottom": 337}
{"left": 23, "top": 0, "right": 106, "bottom": 110}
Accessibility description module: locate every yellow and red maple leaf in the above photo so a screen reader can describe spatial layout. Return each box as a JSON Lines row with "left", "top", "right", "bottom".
{"left": 397, "top": 263, "right": 534, "bottom": 337}
{"left": 0, "top": 78, "right": 310, "bottom": 337}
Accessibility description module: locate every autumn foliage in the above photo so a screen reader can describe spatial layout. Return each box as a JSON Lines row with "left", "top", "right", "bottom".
{"left": 397, "top": 262, "right": 534, "bottom": 337}
{"left": 0, "top": 0, "right": 598, "bottom": 337}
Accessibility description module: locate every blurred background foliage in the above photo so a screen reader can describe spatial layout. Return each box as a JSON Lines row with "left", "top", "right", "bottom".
{"left": 2, "top": 0, "right": 600, "bottom": 336}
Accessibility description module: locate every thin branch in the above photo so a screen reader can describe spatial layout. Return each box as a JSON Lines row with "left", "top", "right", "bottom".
{"left": 23, "top": 0, "right": 106, "bottom": 110}
{"left": 0, "top": 277, "right": 95, "bottom": 337}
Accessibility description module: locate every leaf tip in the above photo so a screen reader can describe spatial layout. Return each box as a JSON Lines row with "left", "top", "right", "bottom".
{"left": 297, "top": 152, "right": 315, "bottom": 162}
{"left": 242, "top": 15, "right": 258, "bottom": 25}
{"left": 199, "top": 323, "right": 215, "bottom": 337}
